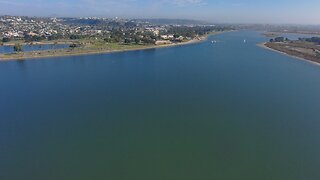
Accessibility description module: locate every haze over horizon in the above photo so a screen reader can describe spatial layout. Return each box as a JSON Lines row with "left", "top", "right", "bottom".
{"left": 0, "top": 0, "right": 320, "bottom": 25}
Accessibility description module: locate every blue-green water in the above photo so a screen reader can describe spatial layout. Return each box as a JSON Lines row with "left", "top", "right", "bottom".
{"left": 0, "top": 44, "right": 69, "bottom": 54}
{"left": 1, "top": 31, "right": 320, "bottom": 180}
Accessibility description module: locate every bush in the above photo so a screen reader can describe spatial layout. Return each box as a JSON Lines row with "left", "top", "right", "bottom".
{"left": 69, "top": 43, "right": 79, "bottom": 48}
{"left": 14, "top": 43, "right": 23, "bottom": 52}
{"left": 48, "top": 34, "right": 63, "bottom": 41}
{"left": 274, "top": 37, "right": 285, "bottom": 42}
{"left": 24, "top": 35, "right": 45, "bottom": 42}
{"left": 70, "top": 35, "right": 81, "bottom": 40}
{"left": 2, "top": 37, "right": 11, "bottom": 42}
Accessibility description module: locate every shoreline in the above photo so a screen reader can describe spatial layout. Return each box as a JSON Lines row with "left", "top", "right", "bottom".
{"left": 257, "top": 42, "right": 320, "bottom": 66}
{"left": 0, "top": 33, "right": 216, "bottom": 61}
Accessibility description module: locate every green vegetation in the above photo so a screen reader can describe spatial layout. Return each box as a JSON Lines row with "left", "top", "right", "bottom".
{"left": 270, "top": 36, "right": 320, "bottom": 45}
{"left": 24, "top": 34, "right": 45, "bottom": 42}
{"left": 101, "top": 30, "right": 158, "bottom": 45}
{"left": 13, "top": 43, "right": 23, "bottom": 52}
{"left": 48, "top": 34, "right": 64, "bottom": 41}
{"left": 165, "top": 26, "right": 226, "bottom": 38}
{"left": 269, "top": 37, "right": 289, "bottom": 42}
{"left": 299, "top": 37, "right": 320, "bottom": 44}
{"left": 2, "top": 37, "right": 11, "bottom": 42}
{"left": 69, "top": 43, "right": 80, "bottom": 48}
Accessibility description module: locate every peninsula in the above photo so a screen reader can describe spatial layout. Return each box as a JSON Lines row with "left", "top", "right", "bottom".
{"left": 0, "top": 35, "right": 213, "bottom": 61}
{"left": 260, "top": 36, "right": 320, "bottom": 65}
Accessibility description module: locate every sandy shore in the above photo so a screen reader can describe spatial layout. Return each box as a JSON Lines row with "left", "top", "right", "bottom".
{"left": 257, "top": 42, "right": 320, "bottom": 66}
{"left": 0, "top": 34, "right": 212, "bottom": 61}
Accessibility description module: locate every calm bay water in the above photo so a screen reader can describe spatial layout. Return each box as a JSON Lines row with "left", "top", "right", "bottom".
{"left": 0, "top": 44, "right": 69, "bottom": 54}
{"left": 1, "top": 31, "right": 320, "bottom": 180}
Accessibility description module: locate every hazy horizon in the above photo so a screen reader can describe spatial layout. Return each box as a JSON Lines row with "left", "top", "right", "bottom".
{"left": 0, "top": 0, "right": 320, "bottom": 25}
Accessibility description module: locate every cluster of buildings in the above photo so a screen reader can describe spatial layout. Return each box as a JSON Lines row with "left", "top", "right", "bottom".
{"left": 0, "top": 16, "right": 116, "bottom": 40}
{"left": 0, "top": 16, "right": 65, "bottom": 38}
{"left": 0, "top": 16, "right": 223, "bottom": 45}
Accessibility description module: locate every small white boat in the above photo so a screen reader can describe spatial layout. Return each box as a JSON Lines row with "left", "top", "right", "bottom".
{"left": 244, "top": 39, "right": 246, "bottom": 43}
{"left": 211, "top": 40, "right": 217, "bottom": 43}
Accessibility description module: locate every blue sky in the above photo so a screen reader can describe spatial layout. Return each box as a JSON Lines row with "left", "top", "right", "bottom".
{"left": 0, "top": 0, "right": 319, "bottom": 24}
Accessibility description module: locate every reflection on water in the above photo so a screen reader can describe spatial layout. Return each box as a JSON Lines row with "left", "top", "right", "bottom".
{"left": 0, "top": 44, "right": 69, "bottom": 54}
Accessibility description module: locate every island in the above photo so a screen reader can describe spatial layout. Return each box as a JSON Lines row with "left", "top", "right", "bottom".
{"left": 260, "top": 36, "right": 320, "bottom": 64}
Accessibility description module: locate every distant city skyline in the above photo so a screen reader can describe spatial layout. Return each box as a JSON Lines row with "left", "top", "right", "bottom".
{"left": 0, "top": 0, "right": 320, "bottom": 24}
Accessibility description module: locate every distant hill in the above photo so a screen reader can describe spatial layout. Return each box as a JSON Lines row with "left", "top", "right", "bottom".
{"left": 61, "top": 18, "right": 212, "bottom": 26}
{"left": 62, "top": 18, "right": 105, "bottom": 25}
{"left": 136, "top": 19, "right": 211, "bottom": 25}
